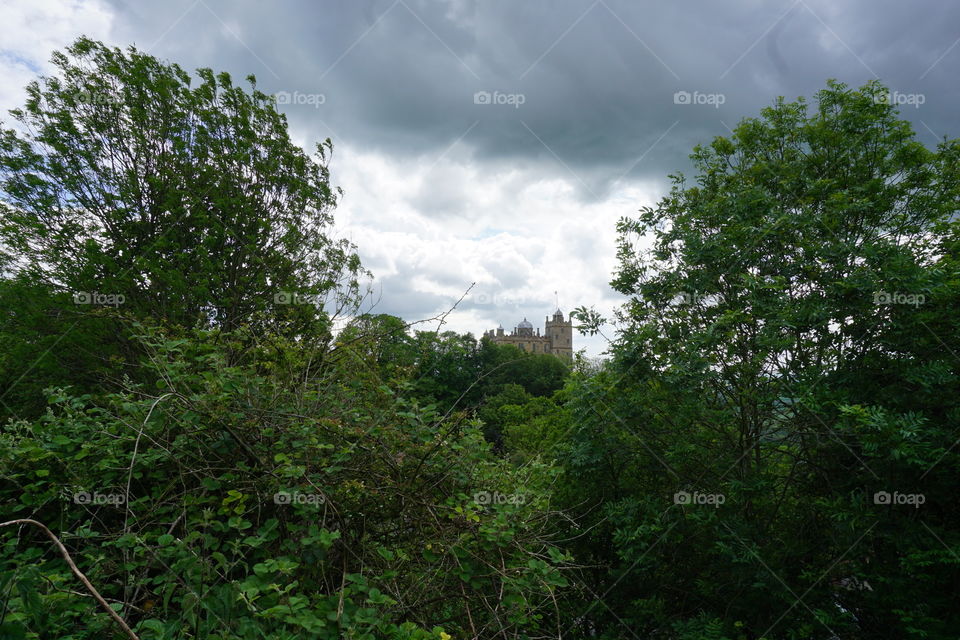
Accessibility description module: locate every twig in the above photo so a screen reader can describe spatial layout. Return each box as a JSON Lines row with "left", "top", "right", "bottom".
{"left": 124, "top": 392, "right": 176, "bottom": 612}
{"left": 0, "top": 519, "right": 141, "bottom": 640}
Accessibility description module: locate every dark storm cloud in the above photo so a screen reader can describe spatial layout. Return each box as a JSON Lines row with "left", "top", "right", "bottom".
{"left": 106, "top": 0, "right": 960, "bottom": 194}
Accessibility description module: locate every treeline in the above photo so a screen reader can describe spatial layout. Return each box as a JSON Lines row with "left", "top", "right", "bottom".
{"left": 1, "top": 38, "right": 959, "bottom": 640}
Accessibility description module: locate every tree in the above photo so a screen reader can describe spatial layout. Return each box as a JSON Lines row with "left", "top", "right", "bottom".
{"left": 499, "top": 391, "right": 571, "bottom": 463}
{"left": 407, "top": 330, "right": 485, "bottom": 412}
{"left": 0, "top": 37, "right": 366, "bottom": 335}
{"left": 332, "top": 313, "right": 418, "bottom": 385}
{"left": 557, "top": 80, "right": 960, "bottom": 638}
{"left": 0, "top": 38, "right": 575, "bottom": 640}
{"left": 476, "top": 382, "right": 532, "bottom": 448}
{"left": 477, "top": 340, "right": 570, "bottom": 398}
{"left": 0, "top": 37, "right": 368, "bottom": 421}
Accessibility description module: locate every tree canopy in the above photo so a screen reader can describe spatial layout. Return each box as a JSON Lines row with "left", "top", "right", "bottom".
{"left": 0, "top": 36, "right": 366, "bottom": 334}
{"left": 562, "top": 79, "right": 960, "bottom": 638}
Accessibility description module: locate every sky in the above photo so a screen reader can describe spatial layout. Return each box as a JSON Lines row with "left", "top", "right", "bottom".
{"left": 2, "top": 0, "right": 959, "bottom": 357}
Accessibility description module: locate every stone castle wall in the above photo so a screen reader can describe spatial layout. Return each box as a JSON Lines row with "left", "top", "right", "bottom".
{"left": 483, "top": 310, "right": 573, "bottom": 359}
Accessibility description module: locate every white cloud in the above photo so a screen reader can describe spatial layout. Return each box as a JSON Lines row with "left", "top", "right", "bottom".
{"left": 334, "top": 143, "right": 658, "bottom": 356}
{"left": 0, "top": 0, "right": 672, "bottom": 358}
{"left": 0, "top": 0, "right": 114, "bottom": 115}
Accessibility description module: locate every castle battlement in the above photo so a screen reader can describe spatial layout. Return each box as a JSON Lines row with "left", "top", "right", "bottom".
{"left": 483, "top": 308, "right": 573, "bottom": 359}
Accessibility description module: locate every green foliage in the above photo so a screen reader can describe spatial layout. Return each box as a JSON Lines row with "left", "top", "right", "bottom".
{"left": 332, "top": 317, "right": 570, "bottom": 420}
{"left": 0, "top": 38, "right": 573, "bottom": 639}
{"left": 0, "top": 276, "right": 117, "bottom": 421}
{"left": 4, "top": 39, "right": 959, "bottom": 640}
{"left": 478, "top": 384, "right": 572, "bottom": 463}
{"left": 0, "top": 37, "right": 367, "bottom": 332}
{"left": 0, "top": 37, "right": 370, "bottom": 424}
{"left": 0, "top": 326, "right": 570, "bottom": 639}
{"left": 553, "top": 80, "right": 960, "bottom": 638}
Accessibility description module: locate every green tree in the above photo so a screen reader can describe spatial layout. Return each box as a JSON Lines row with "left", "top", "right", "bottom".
{"left": 558, "top": 80, "right": 960, "bottom": 638}
{"left": 332, "top": 314, "right": 418, "bottom": 385}
{"left": 0, "top": 37, "right": 366, "bottom": 334}
{"left": 406, "top": 330, "right": 485, "bottom": 412}
{"left": 476, "top": 383, "right": 532, "bottom": 447}
{"left": 0, "top": 37, "right": 368, "bottom": 421}
{"left": 499, "top": 391, "right": 571, "bottom": 464}
{"left": 479, "top": 341, "right": 570, "bottom": 398}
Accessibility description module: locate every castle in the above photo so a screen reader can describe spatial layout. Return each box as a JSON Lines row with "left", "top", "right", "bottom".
{"left": 483, "top": 309, "right": 573, "bottom": 360}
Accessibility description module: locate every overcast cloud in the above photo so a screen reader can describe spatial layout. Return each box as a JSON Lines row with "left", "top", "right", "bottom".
{"left": 3, "top": 0, "right": 959, "bottom": 356}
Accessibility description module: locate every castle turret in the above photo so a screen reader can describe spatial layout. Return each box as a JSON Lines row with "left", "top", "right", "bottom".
{"left": 545, "top": 308, "right": 573, "bottom": 360}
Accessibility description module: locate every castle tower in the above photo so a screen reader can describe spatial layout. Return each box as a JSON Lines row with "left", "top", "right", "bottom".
{"left": 545, "top": 308, "right": 573, "bottom": 360}
{"left": 483, "top": 305, "right": 573, "bottom": 359}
